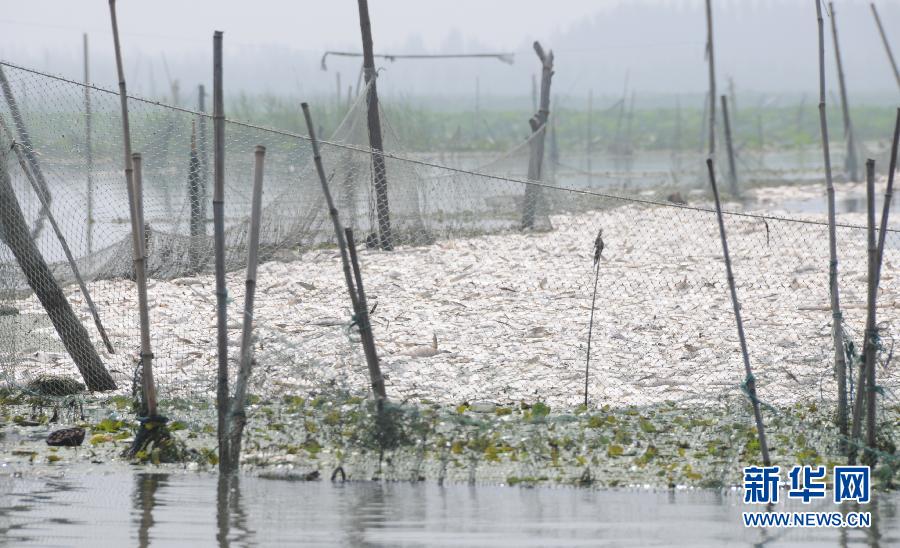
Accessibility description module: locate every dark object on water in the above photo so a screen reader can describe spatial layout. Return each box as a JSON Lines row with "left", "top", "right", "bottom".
{"left": 666, "top": 192, "right": 687, "bottom": 205}
{"left": 331, "top": 466, "right": 346, "bottom": 482}
{"left": 259, "top": 470, "right": 321, "bottom": 482}
{"left": 47, "top": 427, "right": 85, "bottom": 447}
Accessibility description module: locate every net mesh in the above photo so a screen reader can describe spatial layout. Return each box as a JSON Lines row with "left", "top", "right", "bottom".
{"left": 0, "top": 60, "right": 898, "bottom": 477}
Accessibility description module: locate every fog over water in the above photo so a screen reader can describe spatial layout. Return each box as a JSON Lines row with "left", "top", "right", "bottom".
{"left": 0, "top": 0, "right": 898, "bottom": 102}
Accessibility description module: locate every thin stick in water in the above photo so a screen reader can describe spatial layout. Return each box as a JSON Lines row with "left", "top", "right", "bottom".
{"left": 584, "top": 229, "right": 603, "bottom": 406}
{"left": 706, "top": 159, "right": 770, "bottom": 466}
{"left": 870, "top": 3, "right": 900, "bottom": 92}
{"left": 345, "top": 228, "right": 386, "bottom": 402}
{"left": 829, "top": 2, "right": 859, "bottom": 181}
{"left": 863, "top": 110, "right": 900, "bottom": 461}
{"left": 705, "top": 0, "right": 717, "bottom": 159}
{"left": 816, "top": 0, "right": 849, "bottom": 448}
{"left": 109, "top": 0, "right": 157, "bottom": 417}
{"left": 228, "top": 145, "right": 266, "bottom": 468}
{"left": 211, "top": 30, "right": 230, "bottom": 473}
{"left": 301, "top": 102, "right": 386, "bottom": 401}
{"left": 851, "top": 160, "right": 877, "bottom": 464}
{"left": 721, "top": 95, "right": 739, "bottom": 195}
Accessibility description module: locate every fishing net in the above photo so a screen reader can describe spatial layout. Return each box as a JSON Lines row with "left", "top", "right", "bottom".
{"left": 1, "top": 59, "right": 899, "bottom": 481}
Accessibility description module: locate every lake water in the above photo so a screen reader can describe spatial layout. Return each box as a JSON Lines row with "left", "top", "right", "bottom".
{"left": 0, "top": 470, "right": 895, "bottom": 547}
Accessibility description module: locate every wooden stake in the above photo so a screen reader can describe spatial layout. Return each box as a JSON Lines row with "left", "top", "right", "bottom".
{"left": 816, "top": 0, "right": 849, "bottom": 447}
{"left": 84, "top": 33, "right": 94, "bottom": 255}
{"left": 699, "top": 91, "right": 709, "bottom": 155}
{"left": 211, "top": 30, "right": 230, "bottom": 473}
{"left": 721, "top": 95, "right": 739, "bottom": 195}
{"left": 356, "top": 0, "right": 393, "bottom": 251}
{"left": 109, "top": 0, "right": 156, "bottom": 411}
{"left": 0, "top": 114, "right": 114, "bottom": 355}
{"left": 829, "top": 2, "right": 859, "bottom": 181}
{"left": 301, "top": 102, "right": 386, "bottom": 400}
{"left": 228, "top": 145, "right": 266, "bottom": 468}
{"left": 521, "top": 42, "right": 553, "bottom": 230}
{"left": 870, "top": 3, "right": 900, "bottom": 92}
{"left": 706, "top": 159, "right": 770, "bottom": 466}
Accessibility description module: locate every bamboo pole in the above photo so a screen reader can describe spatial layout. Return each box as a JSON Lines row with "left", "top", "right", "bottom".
{"left": 851, "top": 159, "right": 877, "bottom": 464}
{"left": 521, "top": 41, "right": 553, "bottom": 230}
{"left": 0, "top": 114, "right": 114, "bottom": 355}
{"left": 212, "top": 30, "right": 230, "bottom": 473}
{"left": 84, "top": 33, "right": 94, "bottom": 255}
{"left": 728, "top": 77, "right": 738, "bottom": 125}
{"left": 706, "top": 159, "right": 770, "bottom": 466}
{"left": 301, "top": 102, "right": 386, "bottom": 400}
{"left": 356, "top": 0, "right": 393, "bottom": 251}
{"left": 0, "top": 66, "right": 50, "bottom": 239}
{"left": 130, "top": 153, "right": 157, "bottom": 416}
{"left": 345, "top": 228, "right": 386, "bottom": 401}
{"left": 866, "top": 108, "right": 900, "bottom": 454}
{"left": 198, "top": 84, "right": 209, "bottom": 246}
{"left": 721, "top": 95, "right": 739, "bottom": 195}
{"left": 870, "top": 3, "right": 900, "bottom": 93}
{"left": 228, "top": 145, "right": 266, "bottom": 468}
{"left": 816, "top": 0, "right": 849, "bottom": 446}
{"left": 0, "top": 148, "right": 115, "bottom": 391}
{"left": 829, "top": 2, "right": 859, "bottom": 182}
{"left": 109, "top": 0, "right": 157, "bottom": 414}
{"left": 699, "top": 91, "right": 709, "bottom": 155}
{"left": 705, "top": 0, "right": 717, "bottom": 160}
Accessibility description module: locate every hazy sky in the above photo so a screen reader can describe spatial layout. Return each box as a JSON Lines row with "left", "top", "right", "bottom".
{"left": 0, "top": 0, "right": 607, "bottom": 54}
{"left": 1, "top": 1, "right": 898, "bottom": 101}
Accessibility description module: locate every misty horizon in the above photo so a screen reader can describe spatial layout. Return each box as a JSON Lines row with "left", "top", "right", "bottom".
{"left": 1, "top": 0, "right": 899, "bottom": 107}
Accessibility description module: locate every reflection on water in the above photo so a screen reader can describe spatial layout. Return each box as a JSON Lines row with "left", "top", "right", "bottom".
{"left": 0, "top": 471, "right": 898, "bottom": 547}
{"left": 134, "top": 474, "right": 165, "bottom": 548}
